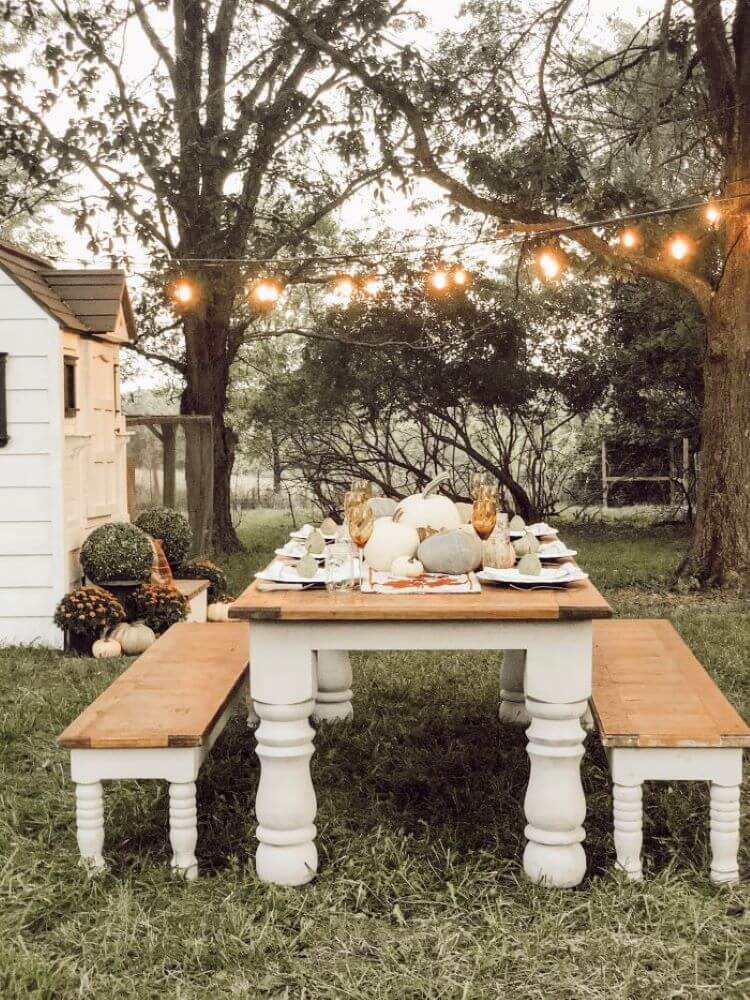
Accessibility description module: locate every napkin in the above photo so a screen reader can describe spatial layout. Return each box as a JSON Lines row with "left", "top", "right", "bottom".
{"left": 362, "top": 571, "right": 481, "bottom": 595}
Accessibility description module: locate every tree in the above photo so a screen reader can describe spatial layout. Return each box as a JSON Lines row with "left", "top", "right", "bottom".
{"left": 0, "top": 0, "right": 397, "bottom": 550}
{"left": 260, "top": 0, "right": 750, "bottom": 586}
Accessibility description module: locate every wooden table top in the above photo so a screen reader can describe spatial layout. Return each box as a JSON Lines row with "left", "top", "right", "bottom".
{"left": 229, "top": 575, "right": 612, "bottom": 623}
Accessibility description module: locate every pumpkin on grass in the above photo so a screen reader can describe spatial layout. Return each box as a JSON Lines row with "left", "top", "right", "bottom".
{"left": 110, "top": 621, "right": 155, "bottom": 655}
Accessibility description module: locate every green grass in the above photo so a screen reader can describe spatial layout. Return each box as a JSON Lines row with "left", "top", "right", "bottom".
{"left": 0, "top": 512, "right": 748, "bottom": 998}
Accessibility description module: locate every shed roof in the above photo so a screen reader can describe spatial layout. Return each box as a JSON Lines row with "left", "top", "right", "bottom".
{"left": 0, "top": 239, "right": 136, "bottom": 340}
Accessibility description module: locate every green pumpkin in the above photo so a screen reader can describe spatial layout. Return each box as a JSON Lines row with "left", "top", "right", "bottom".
{"left": 418, "top": 529, "right": 482, "bottom": 574}
{"left": 509, "top": 514, "right": 526, "bottom": 531}
{"left": 513, "top": 531, "right": 540, "bottom": 557}
{"left": 296, "top": 553, "right": 318, "bottom": 578}
{"left": 517, "top": 553, "right": 542, "bottom": 576}
{"left": 306, "top": 530, "right": 326, "bottom": 555}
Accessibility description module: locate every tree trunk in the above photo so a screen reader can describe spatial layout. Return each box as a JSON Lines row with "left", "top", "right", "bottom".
{"left": 686, "top": 182, "right": 750, "bottom": 587}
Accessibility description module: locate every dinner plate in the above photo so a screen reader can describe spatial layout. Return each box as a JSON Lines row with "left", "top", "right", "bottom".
{"left": 275, "top": 542, "right": 327, "bottom": 561}
{"left": 509, "top": 522, "right": 558, "bottom": 539}
{"left": 256, "top": 559, "right": 358, "bottom": 587}
{"left": 537, "top": 541, "right": 577, "bottom": 561}
{"left": 478, "top": 565, "right": 588, "bottom": 587}
{"left": 290, "top": 524, "right": 337, "bottom": 542}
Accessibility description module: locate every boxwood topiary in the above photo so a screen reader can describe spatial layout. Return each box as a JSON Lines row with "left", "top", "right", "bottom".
{"left": 135, "top": 507, "right": 193, "bottom": 568}
{"left": 80, "top": 522, "right": 154, "bottom": 584}
{"left": 177, "top": 559, "right": 228, "bottom": 603}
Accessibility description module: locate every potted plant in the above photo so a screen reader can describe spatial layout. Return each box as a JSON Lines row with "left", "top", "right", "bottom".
{"left": 132, "top": 582, "right": 189, "bottom": 635}
{"left": 177, "top": 558, "right": 228, "bottom": 603}
{"left": 54, "top": 586, "right": 126, "bottom": 656}
{"left": 79, "top": 522, "right": 154, "bottom": 616}
{"left": 134, "top": 507, "right": 193, "bottom": 570}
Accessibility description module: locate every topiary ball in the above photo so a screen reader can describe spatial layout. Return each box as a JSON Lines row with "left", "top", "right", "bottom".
{"left": 135, "top": 507, "right": 193, "bottom": 568}
{"left": 177, "top": 559, "right": 227, "bottom": 603}
{"left": 80, "top": 522, "right": 154, "bottom": 584}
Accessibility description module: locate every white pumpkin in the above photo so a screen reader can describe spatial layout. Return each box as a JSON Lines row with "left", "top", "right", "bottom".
{"left": 363, "top": 513, "right": 420, "bottom": 572}
{"left": 92, "top": 637, "right": 122, "bottom": 659}
{"left": 394, "top": 473, "right": 461, "bottom": 531}
{"left": 418, "top": 529, "right": 483, "bottom": 574}
{"left": 207, "top": 601, "right": 230, "bottom": 622}
{"left": 390, "top": 556, "right": 424, "bottom": 578}
{"left": 110, "top": 621, "right": 156, "bottom": 655}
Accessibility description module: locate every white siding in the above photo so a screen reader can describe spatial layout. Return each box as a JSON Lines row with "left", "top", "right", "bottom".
{"left": 0, "top": 274, "right": 66, "bottom": 647}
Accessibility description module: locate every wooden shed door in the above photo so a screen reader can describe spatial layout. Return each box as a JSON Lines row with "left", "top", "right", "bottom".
{"left": 87, "top": 350, "right": 118, "bottom": 518}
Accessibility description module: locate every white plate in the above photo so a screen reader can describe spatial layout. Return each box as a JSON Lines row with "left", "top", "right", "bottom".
{"left": 275, "top": 542, "right": 327, "bottom": 561}
{"left": 537, "top": 541, "right": 577, "bottom": 561}
{"left": 290, "top": 523, "right": 337, "bottom": 542}
{"left": 256, "top": 559, "right": 358, "bottom": 587}
{"left": 478, "top": 565, "right": 588, "bottom": 587}
{"left": 509, "top": 522, "right": 558, "bottom": 539}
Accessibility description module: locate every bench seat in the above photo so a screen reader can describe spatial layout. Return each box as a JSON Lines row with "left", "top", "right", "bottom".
{"left": 591, "top": 619, "right": 749, "bottom": 884}
{"left": 58, "top": 622, "right": 249, "bottom": 878}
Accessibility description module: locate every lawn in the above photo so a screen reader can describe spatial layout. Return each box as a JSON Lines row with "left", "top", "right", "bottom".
{"left": 0, "top": 513, "right": 747, "bottom": 998}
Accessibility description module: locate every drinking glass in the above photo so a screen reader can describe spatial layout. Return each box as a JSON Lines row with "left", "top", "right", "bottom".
{"left": 347, "top": 499, "right": 374, "bottom": 589}
{"left": 472, "top": 493, "right": 497, "bottom": 540}
{"left": 325, "top": 530, "right": 355, "bottom": 593}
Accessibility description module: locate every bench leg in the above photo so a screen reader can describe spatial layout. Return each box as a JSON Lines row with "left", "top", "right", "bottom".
{"left": 710, "top": 783, "right": 740, "bottom": 885}
{"left": 75, "top": 781, "right": 105, "bottom": 870}
{"left": 254, "top": 699, "right": 318, "bottom": 886}
{"left": 498, "top": 651, "right": 530, "bottom": 725}
{"left": 169, "top": 782, "right": 198, "bottom": 880}
{"left": 613, "top": 783, "right": 643, "bottom": 880}
{"left": 313, "top": 651, "right": 353, "bottom": 723}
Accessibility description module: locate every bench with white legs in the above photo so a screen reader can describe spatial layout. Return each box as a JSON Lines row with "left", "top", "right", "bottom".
{"left": 57, "top": 621, "right": 249, "bottom": 879}
{"left": 591, "top": 619, "right": 749, "bottom": 885}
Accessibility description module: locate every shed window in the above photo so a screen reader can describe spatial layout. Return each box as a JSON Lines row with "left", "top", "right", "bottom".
{"left": 0, "top": 353, "right": 8, "bottom": 447}
{"left": 64, "top": 356, "right": 78, "bottom": 417}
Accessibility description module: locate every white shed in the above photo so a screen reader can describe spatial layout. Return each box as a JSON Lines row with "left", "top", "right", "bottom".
{"left": 0, "top": 240, "right": 136, "bottom": 647}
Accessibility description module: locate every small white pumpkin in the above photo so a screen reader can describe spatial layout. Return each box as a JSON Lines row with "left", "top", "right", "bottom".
{"left": 418, "top": 529, "right": 483, "bottom": 574}
{"left": 367, "top": 497, "right": 398, "bottom": 519}
{"left": 110, "top": 621, "right": 156, "bottom": 655}
{"left": 92, "top": 636, "right": 122, "bottom": 659}
{"left": 363, "top": 512, "right": 420, "bottom": 572}
{"left": 390, "top": 556, "right": 424, "bottom": 578}
{"left": 394, "top": 473, "right": 462, "bottom": 531}
{"left": 207, "top": 601, "right": 230, "bottom": 622}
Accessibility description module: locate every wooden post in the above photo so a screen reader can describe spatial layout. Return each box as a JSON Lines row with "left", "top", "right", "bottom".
{"left": 126, "top": 456, "right": 137, "bottom": 516}
{"left": 162, "top": 424, "right": 177, "bottom": 508}
{"left": 601, "top": 440, "right": 608, "bottom": 509}
{"left": 682, "top": 437, "right": 690, "bottom": 497}
{"left": 199, "top": 419, "right": 214, "bottom": 555}
{"left": 668, "top": 442, "right": 677, "bottom": 505}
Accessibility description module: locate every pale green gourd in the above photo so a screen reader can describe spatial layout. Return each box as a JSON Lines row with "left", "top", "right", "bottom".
{"left": 517, "top": 553, "right": 542, "bottom": 576}
{"left": 509, "top": 514, "right": 526, "bottom": 531}
{"left": 306, "top": 529, "right": 326, "bottom": 555}
{"left": 513, "top": 531, "right": 540, "bottom": 557}
{"left": 418, "top": 529, "right": 482, "bottom": 574}
{"left": 320, "top": 517, "right": 338, "bottom": 535}
{"left": 296, "top": 553, "right": 318, "bottom": 578}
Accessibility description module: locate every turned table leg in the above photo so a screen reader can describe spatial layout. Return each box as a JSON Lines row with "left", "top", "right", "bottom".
{"left": 75, "top": 781, "right": 105, "bottom": 870}
{"left": 523, "top": 697, "right": 588, "bottom": 888}
{"left": 254, "top": 699, "right": 318, "bottom": 885}
{"left": 169, "top": 781, "right": 199, "bottom": 880}
{"left": 313, "top": 651, "right": 353, "bottom": 723}
{"left": 710, "top": 782, "right": 740, "bottom": 885}
{"left": 498, "top": 650, "right": 529, "bottom": 725}
{"left": 613, "top": 782, "right": 643, "bottom": 880}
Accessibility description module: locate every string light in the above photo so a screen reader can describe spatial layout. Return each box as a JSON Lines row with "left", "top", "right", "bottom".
{"left": 427, "top": 267, "right": 451, "bottom": 293}
{"left": 168, "top": 276, "right": 199, "bottom": 311}
{"left": 666, "top": 233, "right": 694, "bottom": 263}
{"left": 249, "top": 277, "right": 285, "bottom": 311}
{"left": 362, "top": 275, "right": 384, "bottom": 298}
{"left": 452, "top": 266, "right": 472, "bottom": 289}
{"left": 618, "top": 227, "right": 639, "bottom": 250}
{"left": 704, "top": 201, "right": 721, "bottom": 225}
{"left": 534, "top": 245, "right": 568, "bottom": 282}
{"left": 329, "top": 274, "right": 357, "bottom": 303}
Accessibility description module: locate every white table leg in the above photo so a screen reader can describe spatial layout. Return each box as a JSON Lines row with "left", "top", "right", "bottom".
{"left": 498, "top": 650, "right": 529, "bottom": 725}
{"left": 169, "top": 781, "right": 199, "bottom": 879}
{"left": 710, "top": 782, "right": 740, "bottom": 885}
{"left": 613, "top": 782, "right": 643, "bottom": 880}
{"left": 523, "top": 697, "right": 588, "bottom": 887}
{"left": 254, "top": 699, "right": 318, "bottom": 885}
{"left": 313, "top": 650, "right": 353, "bottom": 723}
{"left": 75, "top": 781, "right": 105, "bottom": 870}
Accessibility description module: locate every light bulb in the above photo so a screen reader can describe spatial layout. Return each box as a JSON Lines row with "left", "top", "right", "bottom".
{"left": 362, "top": 276, "right": 383, "bottom": 297}
{"left": 429, "top": 268, "right": 450, "bottom": 292}
{"left": 704, "top": 202, "right": 721, "bottom": 225}
{"left": 171, "top": 279, "right": 195, "bottom": 305}
{"left": 452, "top": 267, "right": 471, "bottom": 287}
{"left": 619, "top": 228, "right": 638, "bottom": 249}
{"left": 249, "top": 278, "right": 284, "bottom": 309}
{"left": 667, "top": 235, "right": 693, "bottom": 262}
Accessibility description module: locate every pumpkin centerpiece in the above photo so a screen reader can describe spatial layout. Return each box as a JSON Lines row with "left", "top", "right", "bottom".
{"left": 418, "top": 528, "right": 482, "bottom": 575}
{"left": 393, "top": 473, "right": 461, "bottom": 532}
{"left": 363, "top": 510, "right": 420, "bottom": 571}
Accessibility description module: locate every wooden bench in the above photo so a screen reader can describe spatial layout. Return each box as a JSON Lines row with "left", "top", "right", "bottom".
{"left": 57, "top": 621, "right": 249, "bottom": 879}
{"left": 591, "top": 619, "right": 749, "bottom": 884}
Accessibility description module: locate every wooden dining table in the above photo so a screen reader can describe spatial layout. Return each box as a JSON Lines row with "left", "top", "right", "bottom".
{"left": 229, "top": 574, "right": 612, "bottom": 888}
